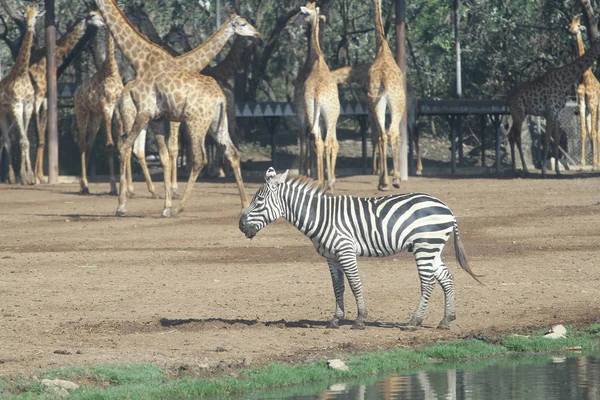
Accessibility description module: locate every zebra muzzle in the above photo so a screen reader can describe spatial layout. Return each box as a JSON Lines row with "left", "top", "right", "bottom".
{"left": 239, "top": 214, "right": 257, "bottom": 239}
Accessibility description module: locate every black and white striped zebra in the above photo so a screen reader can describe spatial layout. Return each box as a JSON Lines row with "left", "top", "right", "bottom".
{"left": 239, "top": 167, "right": 482, "bottom": 330}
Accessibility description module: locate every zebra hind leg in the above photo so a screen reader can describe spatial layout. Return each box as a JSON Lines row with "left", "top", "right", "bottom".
{"left": 433, "top": 260, "right": 456, "bottom": 329}
{"left": 327, "top": 261, "right": 345, "bottom": 329}
{"left": 408, "top": 256, "right": 436, "bottom": 327}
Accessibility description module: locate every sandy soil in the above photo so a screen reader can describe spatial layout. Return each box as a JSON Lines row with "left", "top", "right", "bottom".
{"left": 1, "top": 173, "right": 599, "bottom": 378}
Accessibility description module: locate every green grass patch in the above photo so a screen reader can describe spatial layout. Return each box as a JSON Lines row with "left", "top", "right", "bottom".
{"left": 2, "top": 325, "right": 598, "bottom": 399}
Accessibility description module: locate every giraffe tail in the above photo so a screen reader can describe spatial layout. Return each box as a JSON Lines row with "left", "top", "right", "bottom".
{"left": 311, "top": 95, "right": 320, "bottom": 133}
{"left": 453, "top": 223, "right": 485, "bottom": 285}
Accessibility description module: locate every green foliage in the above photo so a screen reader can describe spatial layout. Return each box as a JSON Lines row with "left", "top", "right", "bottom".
{"left": 39, "top": 363, "right": 167, "bottom": 386}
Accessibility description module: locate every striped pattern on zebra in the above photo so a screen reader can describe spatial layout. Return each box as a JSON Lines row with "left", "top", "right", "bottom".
{"left": 239, "top": 167, "right": 482, "bottom": 330}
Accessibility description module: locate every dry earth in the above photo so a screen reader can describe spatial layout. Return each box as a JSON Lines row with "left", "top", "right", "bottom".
{"left": 1, "top": 173, "right": 599, "bottom": 378}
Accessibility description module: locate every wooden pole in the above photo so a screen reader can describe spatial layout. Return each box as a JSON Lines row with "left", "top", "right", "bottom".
{"left": 45, "top": 0, "right": 59, "bottom": 183}
{"left": 395, "top": 0, "right": 408, "bottom": 181}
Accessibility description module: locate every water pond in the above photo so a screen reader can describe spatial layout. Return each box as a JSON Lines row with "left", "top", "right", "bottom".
{"left": 231, "top": 354, "right": 600, "bottom": 399}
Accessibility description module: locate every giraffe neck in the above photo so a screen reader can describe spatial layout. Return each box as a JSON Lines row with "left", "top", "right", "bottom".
{"left": 574, "top": 31, "right": 595, "bottom": 83}
{"left": 176, "top": 21, "right": 235, "bottom": 73}
{"left": 95, "top": 0, "right": 172, "bottom": 74}
{"left": 104, "top": 31, "right": 119, "bottom": 77}
{"left": 55, "top": 20, "right": 86, "bottom": 61}
{"left": 308, "top": 11, "right": 323, "bottom": 65}
{"left": 203, "top": 36, "right": 247, "bottom": 81}
{"left": 560, "top": 39, "right": 600, "bottom": 87}
{"left": 10, "top": 19, "right": 35, "bottom": 79}
{"left": 372, "top": 0, "right": 386, "bottom": 50}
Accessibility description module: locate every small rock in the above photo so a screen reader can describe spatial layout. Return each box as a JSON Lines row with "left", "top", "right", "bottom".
{"left": 41, "top": 379, "right": 79, "bottom": 397}
{"left": 543, "top": 324, "right": 567, "bottom": 339}
{"left": 53, "top": 350, "right": 71, "bottom": 355}
{"left": 327, "top": 359, "right": 348, "bottom": 371}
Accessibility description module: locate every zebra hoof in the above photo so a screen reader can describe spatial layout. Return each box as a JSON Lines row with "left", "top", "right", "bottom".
{"left": 80, "top": 187, "right": 90, "bottom": 195}
{"left": 109, "top": 188, "right": 118, "bottom": 196}
{"left": 171, "top": 190, "right": 181, "bottom": 200}
{"left": 437, "top": 320, "right": 452, "bottom": 330}
{"left": 351, "top": 321, "right": 366, "bottom": 330}
{"left": 392, "top": 180, "right": 400, "bottom": 189}
{"left": 378, "top": 184, "right": 390, "bottom": 191}
{"left": 128, "top": 191, "right": 137, "bottom": 199}
{"left": 161, "top": 208, "right": 172, "bottom": 218}
{"left": 326, "top": 320, "right": 340, "bottom": 329}
{"left": 115, "top": 206, "right": 127, "bottom": 217}
{"left": 150, "top": 192, "right": 160, "bottom": 199}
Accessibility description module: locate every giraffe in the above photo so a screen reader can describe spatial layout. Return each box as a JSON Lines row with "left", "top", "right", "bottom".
{"left": 0, "top": 5, "right": 41, "bottom": 185}
{"left": 74, "top": 21, "right": 124, "bottom": 196}
{"left": 367, "top": 0, "right": 406, "bottom": 191}
{"left": 94, "top": 0, "right": 249, "bottom": 217}
{"left": 126, "top": 14, "right": 260, "bottom": 199}
{"left": 29, "top": 14, "right": 100, "bottom": 184}
{"left": 295, "top": 2, "right": 340, "bottom": 191}
{"left": 331, "top": 65, "right": 422, "bottom": 176}
{"left": 569, "top": 15, "right": 600, "bottom": 168}
{"left": 507, "top": 38, "right": 600, "bottom": 176}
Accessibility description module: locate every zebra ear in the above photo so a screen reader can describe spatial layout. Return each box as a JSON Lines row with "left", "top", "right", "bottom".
{"left": 265, "top": 167, "right": 277, "bottom": 182}
{"left": 276, "top": 169, "right": 289, "bottom": 184}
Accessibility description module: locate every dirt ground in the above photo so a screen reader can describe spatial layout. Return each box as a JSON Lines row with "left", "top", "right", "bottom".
{"left": 1, "top": 173, "right": 600, "bottom": 379}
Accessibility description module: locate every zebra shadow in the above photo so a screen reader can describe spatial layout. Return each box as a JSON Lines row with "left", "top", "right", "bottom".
{"left": 159, "top": 317, "right": 424, "bottom": 330}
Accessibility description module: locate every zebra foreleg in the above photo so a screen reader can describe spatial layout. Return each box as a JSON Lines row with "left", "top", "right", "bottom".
{"left": 338, "top": 251, "right": 368, "bottom": 329}
{"left": 408, "top": 260, "right": 435, "bottom": 328}
{"left": 433, "top": 261, "right": 456, "bottom": 329}
{"left": 327, "top": 260, "right": 345, "bottom": 329}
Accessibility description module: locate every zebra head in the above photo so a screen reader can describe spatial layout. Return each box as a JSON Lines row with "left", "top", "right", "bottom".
{"left": 239, "top": 167, "right": 289, "bottom": 239}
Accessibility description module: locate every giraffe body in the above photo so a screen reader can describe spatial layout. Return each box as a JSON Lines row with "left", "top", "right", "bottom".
{"left": 28, "top": 17, "right": 96, "bottom": 184}
{"left": 125, "top": 15, "right": 259, "bottom": 200}
{"left": 94, "top": 0, "right": 249, "bottom": 216}
{"left": 367, "top": 0, "right": 405, "bottom": 191}
{"left": 508, "top": 38, "right": 600, "bottom": 176}
{"left": 296, "top": 2, "right": 340, "bottom": 192}
{"left": 569, "top": 16, "right": 600, "bottom": 168}
{"left": 75, "top": 24, "right": 124, "bottom": 196}
{"left": 0, "top": 5, "right": 41, "bottom": 185}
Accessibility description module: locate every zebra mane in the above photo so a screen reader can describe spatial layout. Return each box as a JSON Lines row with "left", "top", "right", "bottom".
{"left": 286, "top": 175, "right": 331, "bottom": 196}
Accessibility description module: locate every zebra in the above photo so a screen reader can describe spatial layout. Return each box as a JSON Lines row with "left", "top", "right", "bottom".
{"left": 239, "top": 167, "right": 482, "bottom": 330}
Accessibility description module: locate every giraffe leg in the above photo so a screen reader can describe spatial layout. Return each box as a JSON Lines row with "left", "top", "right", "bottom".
{"left": 168, "top": 122, "right": 180, "bottom": 199}
{"left": 34, "top": 98, "right": 47, "bottom": 184}
{"left": 177, "top": 119, "right": 209, "bottom": 214}
{"left": 116, "top": 114, "right": 149, "bottom": 216}
{"left": 373, "top": 100, "right": 390, "bottom": 190}
{"left": 388, "top": 99, "right": 402, "bottom": 188}
{"left": 323, "top": 105, "right": 340, "bottom": 192}
{"left": 13, "top": 102, "right": 35, "bottom": 185}
{"left": 102, "top": 106, "right": 118, "bottom": 196}
{"left": 578, "top": 92, "right": 588, "bottom": 167}
{"left": 155, "top": 133, "right": 172, "bottom": 217}
{"left": 541, "top": 118, "right": 553, "bottom": 177}
{"left": 432, "top": 259, "right": 456, "bottom": 330}
{"left": 413, "top": 127, "right": 423, "bottom": 175}
{"left": 326, "top": 260, "right": 345, "bottom": 329}
{"left": 0, "top": 116, "right": 16, "bottom": 184}
{"left": 132, "top": 127, "right": 158, "bottom": 198}
{"left": 210, "top": 103, "right": 248, "bottom": 209}
{"left": 110, "top": 108, "right": 124, "bottom": 196}
{"left": 590, "top": 101, "right": 599, "bottom": 169}
{"left": 76, "top": 106, "right": 91, "bottom": 194}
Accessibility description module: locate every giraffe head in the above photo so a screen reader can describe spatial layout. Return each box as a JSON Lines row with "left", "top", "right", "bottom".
{"left": 294, "top": 2, "right": 325, "bottom": 25}
{"left": 24, "top": 4, "right": 43, "bottom": 29}
{"left": 228, "top": 14, "right": 261, "bottom": 39}
{"left": 85, "top": 10, "right": 106, "bottom": 28}
{"left": 569, "top": 14, "right": 584, "bottom": 35}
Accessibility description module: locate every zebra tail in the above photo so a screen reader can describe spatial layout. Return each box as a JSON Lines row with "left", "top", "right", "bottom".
{"left": 453, "top": 223, "right": 485, "bottom": 285}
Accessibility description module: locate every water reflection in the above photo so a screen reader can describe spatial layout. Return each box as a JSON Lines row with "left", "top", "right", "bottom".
{"left": 275, "top": 355, "right": 600, "bottom": 400}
